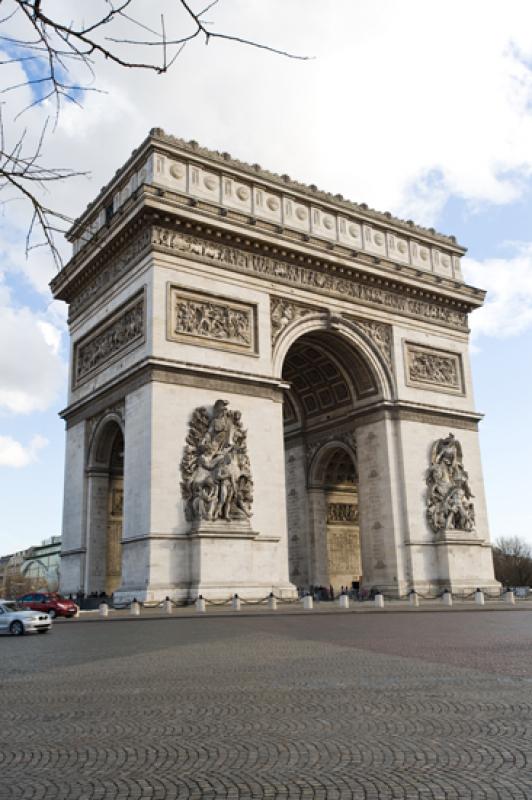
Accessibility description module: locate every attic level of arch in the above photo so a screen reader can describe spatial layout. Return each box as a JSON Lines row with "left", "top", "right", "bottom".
{"left": 51, "top": 203, "right": 482, "bottom": 332}
{"left": 57, "top": 178, "right": 476, "bottom": 299}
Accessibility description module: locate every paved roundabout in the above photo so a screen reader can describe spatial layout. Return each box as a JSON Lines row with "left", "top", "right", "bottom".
{"left": 2, "top": 610, "right": 532, "bottom": 799}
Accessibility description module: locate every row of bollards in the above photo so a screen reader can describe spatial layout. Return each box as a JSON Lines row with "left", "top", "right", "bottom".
{"left": 96, "top": 588, "right": 518, "bottom": 618}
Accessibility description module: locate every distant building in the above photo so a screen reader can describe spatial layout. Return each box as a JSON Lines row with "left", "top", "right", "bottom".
{"left": 0, "top": 537, "right": 61, "bottom": 597}
{"left": 22, "top": 537, "right": 61, "bottom": 592}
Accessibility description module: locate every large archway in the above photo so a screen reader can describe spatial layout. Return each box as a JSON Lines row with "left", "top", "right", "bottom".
{"left": 281, "top": 323, "right": 386, "bottom": 593}
{"left": 86, "top": 418, "right": 124, "bottom": 596}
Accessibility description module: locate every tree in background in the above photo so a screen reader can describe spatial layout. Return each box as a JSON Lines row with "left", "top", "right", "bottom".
{"left": 492, "top": 536, "right": 532, "bottom": 588}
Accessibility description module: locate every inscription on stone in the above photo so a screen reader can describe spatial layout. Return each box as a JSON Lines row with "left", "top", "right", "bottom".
{"left": 327, "top": 528, "right": 360, "bottom": 574}
{"left": 168, "top": 285, "right": 256, "bottom": 354}
{"left": 74, "top": 294, "right": 144, "bottom": 385}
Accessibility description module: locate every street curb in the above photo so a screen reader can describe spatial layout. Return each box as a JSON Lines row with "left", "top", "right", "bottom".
{"left": 54, "top": 604, "right": 532, "bottom": 624}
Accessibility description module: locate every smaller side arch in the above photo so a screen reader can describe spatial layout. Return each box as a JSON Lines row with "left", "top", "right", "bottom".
{"left": 84, "top": 411, "right": 125, "bottom": 597}
{"left": 308, "top": 439, "right": 358, "bottom": 489}
{"left": 87, "top": 411, "right": 125, "bottom": 471}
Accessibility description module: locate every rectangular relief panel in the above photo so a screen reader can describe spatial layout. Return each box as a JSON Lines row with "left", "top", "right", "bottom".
{"left": 404, "top": 341, "right": 465, "bottom": 395}
{"left": 73, "top": 290, "right": 145, "bottom": 387}
{"left": 167, "top": 284, "right": 258, "bottom": 355}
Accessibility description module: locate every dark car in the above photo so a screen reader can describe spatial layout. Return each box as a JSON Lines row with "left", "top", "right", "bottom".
{"left": 17, "top": 592, "right": 77, "bottom": 619}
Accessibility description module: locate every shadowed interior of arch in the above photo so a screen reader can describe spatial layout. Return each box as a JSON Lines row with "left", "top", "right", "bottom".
{"left": 282, "top": 331, "right": 373, "bottom": 593}
{"left": 86, "top": 422, "right": 124, "bottom": 596}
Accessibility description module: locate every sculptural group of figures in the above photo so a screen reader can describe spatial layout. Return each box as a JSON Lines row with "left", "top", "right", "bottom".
{"left": 426, "top": 433, "right": 475, "bottom": 533}
{"left": 181, "top": 399, "right": 253, "bottom": 524}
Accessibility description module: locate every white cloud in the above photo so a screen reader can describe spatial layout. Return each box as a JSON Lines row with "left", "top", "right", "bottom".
{"left": 0, "top": 304, "right": 66, "bottom": 414}
{"left": 3, "top": 0, "right": 532, "bottom": 242}
{"left": 463, "top": 243, "right": 532, "bottom": 339}
{"left": 36, "top": 320, "right": 61, "bottom": 356}
{"left": 0, "top": 434, "right": 48, "bottom": 468}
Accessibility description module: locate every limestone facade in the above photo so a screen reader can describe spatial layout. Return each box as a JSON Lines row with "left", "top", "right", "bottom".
{"left": 51, "top": 129, "right": 499, "bottom": 601}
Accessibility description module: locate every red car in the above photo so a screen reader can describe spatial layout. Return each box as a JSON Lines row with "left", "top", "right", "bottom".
{"left": 17, "top": 592, "right": 77, "bottom": 619}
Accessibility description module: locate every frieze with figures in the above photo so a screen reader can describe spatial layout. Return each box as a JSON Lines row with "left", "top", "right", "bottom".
{"left": 74, "top": 294, "right": 144, "bottom": 386}
{"left": 405, "top": 342, "right": 463, "bottom": 394}
{"left": 69, "top": 229, "right": 151, "bottom": 318}
{"left": 152, "top": 227, "right": 469, "bottom": 331}
{"left": 168, "top": 285, "right": 256, "bottom": 354}
{"left": 327, "top": 503, "right": 359, "bottom": 524}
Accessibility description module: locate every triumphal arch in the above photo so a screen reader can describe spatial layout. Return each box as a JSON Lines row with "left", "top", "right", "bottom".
{"left": 51, "top": 128, "right": 498, "bottom": 601}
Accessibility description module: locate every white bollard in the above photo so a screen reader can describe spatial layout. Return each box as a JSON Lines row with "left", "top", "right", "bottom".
{"left": 505, "top": 590, "right": 515, "bottom": 605}
{"left": 164, "top": 598, "right": 173, "bottom": 614}
{"left": 374, "top": 593, "right": 384, "bottom": 609}
{"left": 442, "top": 590, "right": 453, "bottom": 607}
{"left": 232, "top": 594, "right": 241, "bottom": 611}
{"left": 195, "top": 596, "right": 206, "bottom": 613}
{"left": 475, "top": 589, "right": 485, "bottom": 606}
{"left": 409, "top": 591, "right": 419, "bottom": 607}
{"left": 303, "top": 595, "right": 314, "bottom": 610}
{"left": 268, "top": 594, "right": 277, "bottom": 610}
{"left": 99, "top": 602, "right": 109, "bottom": 618}
{"left": 339, "top": 594, "right": 349, "bottom": 609}
{"left": 130, "top": 599, "right": 140, "bottom": 616}
{"left": 73, "top": 604, "right": 80, "bottom": 618}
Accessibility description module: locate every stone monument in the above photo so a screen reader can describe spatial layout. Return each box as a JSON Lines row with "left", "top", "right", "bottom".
{"left": 51, "top": 129, "right": 499, "bottom": 600}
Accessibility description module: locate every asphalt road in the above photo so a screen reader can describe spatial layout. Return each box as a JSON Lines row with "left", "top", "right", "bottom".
{"left": 2, "top": 610, "right": 532, "bottom": 799}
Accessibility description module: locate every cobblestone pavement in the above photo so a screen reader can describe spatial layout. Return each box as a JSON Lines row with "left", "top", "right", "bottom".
{"left": 2, "top": 611, "right": 532, "bottom": 799}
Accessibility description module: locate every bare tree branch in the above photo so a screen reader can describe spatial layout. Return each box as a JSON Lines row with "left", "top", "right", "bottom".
{"left": 0, "top": 115, "right": 87, "bottom": 269}
{"left": 0, "top": 0, "right": 311, "bottom": 269}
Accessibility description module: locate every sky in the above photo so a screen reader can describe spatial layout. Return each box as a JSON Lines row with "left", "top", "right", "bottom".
{"left": 1, "top": 0, "right": 532, "bottom": 554}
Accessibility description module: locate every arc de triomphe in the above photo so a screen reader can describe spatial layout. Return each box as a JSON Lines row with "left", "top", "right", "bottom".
{"left": 51, "top": 129, "right": 498, "bottom": 602}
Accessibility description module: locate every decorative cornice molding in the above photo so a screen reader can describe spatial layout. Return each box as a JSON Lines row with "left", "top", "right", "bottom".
{"left": 152, "top": 226, "right": 470, "bottom": 331}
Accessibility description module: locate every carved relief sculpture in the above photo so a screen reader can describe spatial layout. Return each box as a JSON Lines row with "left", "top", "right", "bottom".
{"left": 270, "top": 297, "right": 316, "bottom": 345}
{"left": 346, "top": 316, "right": 393, "bottom": 370}
{"left": 75, "top": 296, "right": 144, "bottom": 384}
{"left": 168, "top": 286, "right": 256, "bottom": 354}
{"left": 426, "top": 433, "right": 475, "bottom": 534}
{"left": 327, "top": 503, "right": 359, "bottom": 524}
{"left": 181, "top": 399, "right": 254, "bottom": 525}
{"left": 406, "top": 343, "right": 463, "bottom": 393}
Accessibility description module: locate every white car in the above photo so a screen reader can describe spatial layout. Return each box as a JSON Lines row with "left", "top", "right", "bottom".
{"left": 0, "top": 599, "right": 52, "bottom": 635}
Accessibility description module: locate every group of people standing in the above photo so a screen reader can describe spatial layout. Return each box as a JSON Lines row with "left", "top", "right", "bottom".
{"left": 299, "top": 581, "right": 366, "bottom": 601}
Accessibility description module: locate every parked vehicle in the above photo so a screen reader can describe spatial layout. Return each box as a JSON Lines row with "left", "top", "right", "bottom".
{"left": 0, "top": 599, "right": 52, "bottom": 635}
{"left": 17, "top": 592, "right": 77, "bottom": 619}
